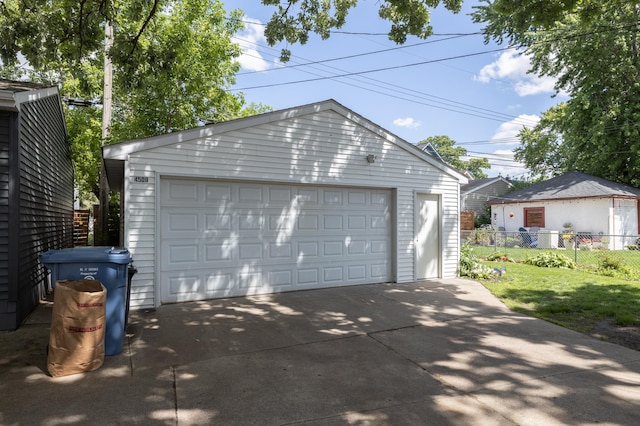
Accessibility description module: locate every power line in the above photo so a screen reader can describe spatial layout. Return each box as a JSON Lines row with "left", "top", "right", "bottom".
{"left": 233, "top": 42, "right": 542, "bottom": 126}
{"left": 233, "top": 46, "right": 514, "bottom": 90}
{"left": 235, "top": 34, "right": 479, "bottom": 76}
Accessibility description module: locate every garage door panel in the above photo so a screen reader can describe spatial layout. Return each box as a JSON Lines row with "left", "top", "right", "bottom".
{"left": 238, "top": 185, "right": 264, "bottom": 204}
{"left": 348, "top": 265, "right": 367, "bottom": 280}
{"left": 160, "top": 179, "right": 392, "bottom": 303}
{"left": 166, "top": 181, "right": 199, "bottom": 203}
{"left": 204, "top": 243, "right": 233, "bottom": 262}
{"left": 347, "top": 190, "right": 366, "bottom": 204}
{"left": 297, "top": 188, "right": 319, "bottom": 204}
{"left": 205, "top": 213, "right": 231, "bottom": 230}
{"left": 347, "top": 215, "right": 366, "bottom": 230}
{"left": 268, "top": 243, "right": 292, "bottom": 259}
{"left": 204, "top": 183, "right": 232, "bottom": 202}
{"left": 168, "top": 244, "right": 199, "bottom": 264}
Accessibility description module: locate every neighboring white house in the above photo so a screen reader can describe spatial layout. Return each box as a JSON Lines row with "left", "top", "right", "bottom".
{"left": 103, "top": 100, "right": 468, "bottom": 308}
{"left": 489, "top": 171, "right": 640, "bottom": 249}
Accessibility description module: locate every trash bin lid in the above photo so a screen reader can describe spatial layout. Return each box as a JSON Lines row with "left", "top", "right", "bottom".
{"left": 40, "top": 247, "right": 133, "bottom": 264}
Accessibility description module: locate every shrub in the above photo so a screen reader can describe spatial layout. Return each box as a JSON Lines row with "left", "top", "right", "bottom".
{"left": 524, "top": 251, "right": 576, "bottom": 269}
{"left": 486, "top": 253, "right": 515, "bottom": 262}
{"left": 467, "top": 227, "right": 493, "bottom": 246}
{"left": 459, "top": 243, "right": 494, "bottom": 279}
{"left": 595, "top": 252, "right": 633, "bottom": 277}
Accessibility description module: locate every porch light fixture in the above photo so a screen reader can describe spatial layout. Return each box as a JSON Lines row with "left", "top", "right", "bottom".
{"left": 366, "top": 154, "right": 376, "bottom": 163}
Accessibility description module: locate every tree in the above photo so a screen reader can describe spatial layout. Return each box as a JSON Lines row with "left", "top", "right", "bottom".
{"left": 473, "top": 1, "right": 640, "bottom": 186}
{"left": 261, "top": 0, "right": 463, "bottom": 61}
{"left": 418, "top": 135, "right": 490, "bottom": 178}
{"left": 1, "top": 0, "right": 267, "bottom": 205}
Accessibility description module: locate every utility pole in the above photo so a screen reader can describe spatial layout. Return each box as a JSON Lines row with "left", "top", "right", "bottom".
{"left": 98, "top": 18, "right": 114, "bottom": 245}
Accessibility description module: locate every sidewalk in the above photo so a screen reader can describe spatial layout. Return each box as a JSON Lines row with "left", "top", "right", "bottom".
{"left": 1, "top": 278, "right": 639, "bottom": 425}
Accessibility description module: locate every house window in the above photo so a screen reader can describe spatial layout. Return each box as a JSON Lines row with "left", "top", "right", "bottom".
{"left": 524, "top": 207, "right": 545, "bottom": 228}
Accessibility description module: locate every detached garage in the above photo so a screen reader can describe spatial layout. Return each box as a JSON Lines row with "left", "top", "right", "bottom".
{"left": 103, "top": 100, "right": 467, "bottom": 308}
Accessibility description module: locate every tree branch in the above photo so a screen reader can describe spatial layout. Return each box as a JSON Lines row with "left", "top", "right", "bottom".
{"left": 78, "top": 0, "right": 87, "bottom": 59}
{"left": 129, "top": 0, "right": 160, "bottom": 56}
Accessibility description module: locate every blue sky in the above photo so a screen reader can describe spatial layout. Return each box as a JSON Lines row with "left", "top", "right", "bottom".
{"left": 225, "top": 1, "right": 568, "bottom": 179}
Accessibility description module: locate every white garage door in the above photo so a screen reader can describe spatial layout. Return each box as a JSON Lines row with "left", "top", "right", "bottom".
{"left": 160, "top": 178, "right": 393, "bottom": 303}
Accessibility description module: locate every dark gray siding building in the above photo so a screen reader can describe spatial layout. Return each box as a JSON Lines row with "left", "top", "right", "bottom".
{"left": 0, "top": 80, "right": 73, "bottom": 330}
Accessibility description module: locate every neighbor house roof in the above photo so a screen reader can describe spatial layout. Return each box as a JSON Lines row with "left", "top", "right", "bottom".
{"left": 461, "top": 176, "right": 512, "bottom": 195}
{"left": 490, "top": 171, "right": 640, "bottom": 204}
{"left": 0, "top": 79, "right": 60, "bottom": 111}
{"left": 103, "top": 99, "right": 469, "bottom": 190}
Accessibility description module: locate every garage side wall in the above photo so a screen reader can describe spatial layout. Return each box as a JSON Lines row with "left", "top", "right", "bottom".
{"left": 124, "top": 110, "right": 461, "bottom": 308}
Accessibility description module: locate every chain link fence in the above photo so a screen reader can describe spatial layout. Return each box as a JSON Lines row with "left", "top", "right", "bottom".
{"left": 463, "top": 228, "right": 640, "bottom": 273}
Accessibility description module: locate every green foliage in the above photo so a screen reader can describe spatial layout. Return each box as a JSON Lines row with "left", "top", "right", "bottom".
{"left": 262, "top": 0, "right": 463, "bottom": 61}
{"left": 595, "top": 252, "right": 636, "bottom": 278}
{"left": 1, "top": 0, "right": 269, "bottom": 202}
{"left": 459, "top": 243, "right": 494, "bottom": 279}
{"left": 418, "top": 135, "right": 490, "bottom": 178}
{"left": 474, "top": 202, "right": 492, "bottom": 227}
{"left": 466, "top": 227, "right": 493, "bottom": 246}
{"left": 486, "top": 253, "right": 515, "bottom": 262}
{"left": 110, "top": 0, "right": 245, "bottom": 140}
{"left": 66, "top": 105, "right": 102, "bottom": 204}
{"left": 473, "top": 1, "right": 640, "bottom": 187}
{"left": 524, "top": 251, "right": 576, "bottom": 269}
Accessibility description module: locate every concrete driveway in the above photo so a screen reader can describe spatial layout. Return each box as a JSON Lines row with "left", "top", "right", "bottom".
{"left": 1, "top": 278, "right": 639, "bottom": 425}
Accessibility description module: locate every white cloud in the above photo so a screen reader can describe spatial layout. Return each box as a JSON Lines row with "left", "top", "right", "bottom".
{"left": 476, "top": 51, "right": 557, "bottom": 96}
{"left": 234, "top": 17, "right": 274, "bottom": 72}
{"left": 491, "top": 114, "right": 540, "bottom": 145}
{"left": 393, "top": 117, "right": 421, "bottom": 129}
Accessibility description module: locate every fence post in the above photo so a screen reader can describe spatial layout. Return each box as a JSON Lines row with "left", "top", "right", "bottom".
{"left": 574, "top": 239, "right": 578, "bottom": 264}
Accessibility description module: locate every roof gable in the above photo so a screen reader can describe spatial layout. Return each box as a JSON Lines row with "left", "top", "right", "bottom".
{"left": 103, "top": 99, "right": 468, "bottom": 189}
{"left": 461, "top": 176, "right": 512, "bottom": 195}
{"left": 491, "top": 171, "right": 640, "bottom": 203}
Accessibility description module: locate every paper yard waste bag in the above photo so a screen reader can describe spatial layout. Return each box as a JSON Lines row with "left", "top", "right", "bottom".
{"left": 47, "top": 280, "right": 107, "bottom": 377}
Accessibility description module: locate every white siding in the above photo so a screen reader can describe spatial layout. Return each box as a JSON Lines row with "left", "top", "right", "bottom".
{"left": 123, "top": 109, "right": 461, "bottom": 308}
{"left": 492, "top": 198, "right": 613, "bottom": 235}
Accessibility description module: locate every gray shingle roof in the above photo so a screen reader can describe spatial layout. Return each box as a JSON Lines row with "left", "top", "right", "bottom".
{"left": 490, "top": 171, "right": 640, "bottom": 203}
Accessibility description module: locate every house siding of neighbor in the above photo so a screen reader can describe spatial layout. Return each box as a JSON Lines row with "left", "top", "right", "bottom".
{"left": 104, "top": 100, "right": 467, "bottom": 308}
{"left": 490, "top": 171, "right": 640, "bottom": 250}
{"left": 0, "top": 80, "right": 73, "bottom": 330}
{"left": 461, "top": 176, "right": 513, "bottom": 219}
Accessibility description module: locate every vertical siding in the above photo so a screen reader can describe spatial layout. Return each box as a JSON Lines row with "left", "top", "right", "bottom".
{"left": 10, "top": 95, "right": 73, "bottom": 329}
{"left": 0, "top": 112, "right": 10, "bottom": 319}
{"left": 124, "top": 110, "right": 462, "bottom": 308}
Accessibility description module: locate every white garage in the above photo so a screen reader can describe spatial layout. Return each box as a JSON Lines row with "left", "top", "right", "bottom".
{"left": 103, "top": 100, "right": 467, "bottom": 308}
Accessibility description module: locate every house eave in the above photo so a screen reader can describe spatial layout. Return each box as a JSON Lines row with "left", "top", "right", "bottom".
{"left": 489, "top": 194, "right": 640, "bottom": 205}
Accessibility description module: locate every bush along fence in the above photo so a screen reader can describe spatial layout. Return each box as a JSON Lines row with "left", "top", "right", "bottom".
{"left": 463, "top": 229, "right": 640, "bottom": 277}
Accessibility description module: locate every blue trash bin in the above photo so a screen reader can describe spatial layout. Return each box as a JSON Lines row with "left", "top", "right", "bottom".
{"left": 40, "top": 247, "right": 133, "bottom": 356}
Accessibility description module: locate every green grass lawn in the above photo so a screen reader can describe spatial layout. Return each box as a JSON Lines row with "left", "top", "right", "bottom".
{"left": 480, "top": 262, "right": 640, "bottom": 334}
{"left": 472, "top": 245, "right": 640, "bottom": 269}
